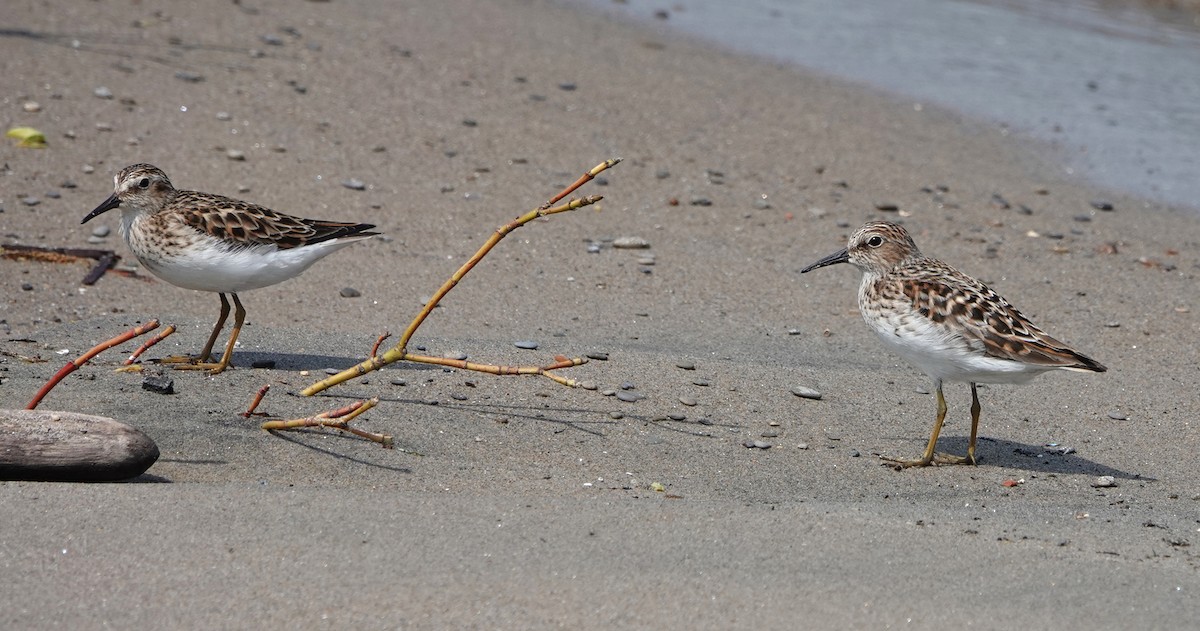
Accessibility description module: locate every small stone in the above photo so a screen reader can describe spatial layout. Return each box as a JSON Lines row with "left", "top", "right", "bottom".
{"left": 752, "top": 198, "right": 771, "bottom": 210}
{"left": 620, "top": 382, "right": 635, "bottom": 390}
{"left": 20, "top": 282, "right": 34, "bottom": 291}
{"left": 462, "top": 119, "right": 477, "bottom": 127}
{"left": 874, "top": 202, "right": 899, "bottom": 212}
{"left": 1092, "top": 475, "right": 1117, "bottom": 488}
{"left": 226, "top": 149, "right": 245, "bottom": 161}
{"left": 86, "top": 236, "right": 106, "bottom": 244}
{"left": 95, "top": 122, "right": 113, "bottom": 132}
{"left": 339, "top": 287, "right": 361, "bottom": 298}
{"left": 615, "top": 391, "right": 642, "bottom": 403}
{"left": 389, "top": 378, "right": 406, "bottom": 386}
{"left": 690, "top": 197, "right": 713, "bottom": 207}
{"left": 1107, "top": 410, "right": 1128, "bottom": 421}
{"left": 692, "top": 379, "right": 710, "bottom": 387}
{"left": 761, "top": 430, "right": 779, "bottom": 438}
{"left": 342, "top": 178, "right": 366, "bottom": 190}
{"left": 787, "top": 328, "right": 802, "bottom": 336}
{"left": 675, "top": 361, "right": 695, "bottom": 371}
{"left": 667, "top": 413, "right": 686, "bottom": 421}
{"left": 174, "top": 71, "right": 205, "bottom": 83}
{"left": 791, "top": 385, "right": 822, "bottom": 400}
{"left": 636, "top": 256, "right": 656, "bottom": 266}
{"left": 580, "top": 380, "right": 598, "bottom": 391}
{"left": 1073, "top": 214, "right": 1092, "bottom": 222}
{"left": 443, "top": 351, "right": 468, "bottom": 361}
{"left": 260, "top": 34, "right": 285, "bottom": 46}
{"left": 585, "top": 352, "right": 609, "bottom": 361}
{"left": 586, "top": 243, "right": 602, "bottom": 254}
{"left": 1105, "top": 321, "right": 1120, "bottom": 328}
{"left": 679, "top": 396, "right": 697, "bottom": 406}
{"left": 93, "top": 87, "right": 113, "bottom": 99}
{"left": 797, "top": 442, "right": 809, "bottom": 450}
{"left": 1090, "top": 200, "right": 1114, "bottom": 211}
{"left": 613, "top": 236, "right": 650, "bottom": 249}
{"left": 608, "top": 411, "right": 624, "bottom": 419}
{"left": 514, "top": 340, "right": 539, "bottom": 350}
{"left": 849, "top": 449, "right": 861, "bottom": 457}
{"left": 743, "top": 440, "right": 772, "bottom": 449}
{"left": 601, "top": 389, "right": 617, "bottom": 396}
{"left": 558, "top": 82, "right": 576, "bottom": 91}
{"left": 655, "top": 169, "right": 670, "bottom": 179}
{"left": 21, "top": 197, "right": 40, "bottom": 207}
{"left": 141, "top": 373, "right": 174, "bottom": 394}
{"left": 216, "top": 111, "right": 232, "bottom": 121}
{"left": 23, "top": 101, "right": 40, "bottom": 113}
{"left": 451, "top": 393, "right": 469, "bottom": 401}
{"left": 324, "top": 368, "right": 340, "bottom": 375}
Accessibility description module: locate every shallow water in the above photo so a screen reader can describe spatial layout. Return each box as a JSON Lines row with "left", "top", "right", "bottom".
{"left": 572, "top": 0, "right": 1200, "bottom": 212}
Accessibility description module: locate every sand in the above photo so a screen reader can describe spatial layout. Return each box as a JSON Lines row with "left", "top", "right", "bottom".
{"left": 2, "top": 0, "right": 1198, "bottom": 628}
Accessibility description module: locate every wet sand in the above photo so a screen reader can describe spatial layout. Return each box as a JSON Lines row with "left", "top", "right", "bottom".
{"left": 2, "top": 0, "right": 1198, "bottom": 628}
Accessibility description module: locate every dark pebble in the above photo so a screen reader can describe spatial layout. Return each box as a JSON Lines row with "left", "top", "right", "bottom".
{"left": 21, "top": 197, "right": 40, "bottom": 207}
{"left": 341, "top": 179, "right": 366, "bottom": 190}
{"left": 462, "top": 119, "right": 477, "bottom": 127}
{"left": 250, "top": 359, "right": 276, "bottom": 369}
{"left": 675, "top": 361, "right": 696, "bottom": 370}
{"left": 690, "top": 197, "right": 713, "bottom": 207}
{"left": 260, "top": 34, "right": 284, "bottom": 46}
{"left": 585, "top": 352, "right": 609, "bottom": 361}
{"left": 991, "top": 193, "right": 1010, "bottom": 209}
{"left": 141, "top": 373, "right": 174, "bottom": 395}
{"left": 655, "top": 170, "right": 670, "bottom": 179}
{"left": 761, "top": 430, "right": 779, "bottom": 438}
{"left": 874, "top": 202, "right": 899, "bottom": 212}
{"left": 849, "top": 449, "right": 861, "bottom": 457}
{"left": 1090, "top": 200, "right": 1114, "bottom": 211}
{"left": 743, "top": 440, "right": 771, "bottom": 449}
{"left": 514, "top": 340, "right": 539, "bottom": 350}
{"left": 339, "top": 287, "right": 361, "bottom": 298}
{"left": 558, "top": 82, "right": 576, "bottom": 91}
{"left": 692, "top": 379, "right": 710, "bottom": 387}
{"left": 45, "top": 191, "right": 61, "bottom": 199}
{"left": 667, "top": 413, "right": 686, "bottom": 421}
{"left": 174, "top": 71, "right": 205, "bottom": 83}
{"left": 620, "top": 382, "right": 635, "bottom": 390}
{"left": 451, "top": 393, "right": 469, "bottom": 401}
{"left": 615, "top": 391, "right": 642, "bottom": 403}
{"left": 1073, "top": 214, "right": 1092, "bottom": 222}
{"left": 20, "top": 282, "right": 34, "bottom": 291}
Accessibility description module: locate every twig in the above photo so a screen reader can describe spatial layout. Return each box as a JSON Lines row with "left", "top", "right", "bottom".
{"left": 300, "top": 158, "right": 620, "bottom": 397}
{"left": 241, "top": 384, "right": 270, "bottom": 418}
{"left": 26, "top": 320, "right": 160, "bottom": 410}
{"left": 123, "top": 324, "right": 177, "bottom": 365}
{"left": 260, "top": 398, "right": 391, "bottom": 447}
{"left": 1, "top": 244, "right": 121, "bottom": 285}
{"left": 370, "top": 331, "right": 390, "bottom": 358}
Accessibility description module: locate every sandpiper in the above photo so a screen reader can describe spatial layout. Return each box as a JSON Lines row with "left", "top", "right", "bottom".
{"left": 801, "top": 220, "right": 1106, "bottom": 467}
{"left": 83, "top": 163, "right": 378, "bottom": 374}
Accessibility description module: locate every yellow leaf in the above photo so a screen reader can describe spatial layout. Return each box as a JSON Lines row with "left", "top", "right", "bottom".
{"left": 6, "top": 126, "right": 47, "bottom": 148}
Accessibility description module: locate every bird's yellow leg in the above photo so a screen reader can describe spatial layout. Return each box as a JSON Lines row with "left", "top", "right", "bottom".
{"left": 175, "top": 293, "right": 242, "bottom": 375}
{"left": 161, "top": 293, "right": 230, "bottom": 365}
{"left": 883, "top": 381, "right": 948, "bottom": 468}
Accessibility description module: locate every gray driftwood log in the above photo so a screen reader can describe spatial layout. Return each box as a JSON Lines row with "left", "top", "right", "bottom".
{"left": 0, "top": 410, "right": 159, "bottom": 481}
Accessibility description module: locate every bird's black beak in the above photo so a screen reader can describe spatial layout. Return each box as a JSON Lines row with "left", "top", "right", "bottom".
{"left": 82, "top": 194, "right": 121, "bottom": 224}
{"left": 800, "top": 248, "right": 850, "bottom": 273}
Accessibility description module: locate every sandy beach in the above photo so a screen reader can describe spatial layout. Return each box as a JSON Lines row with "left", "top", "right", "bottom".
{"left": 2, "top": 0, "right": 1198, "bottom": 628}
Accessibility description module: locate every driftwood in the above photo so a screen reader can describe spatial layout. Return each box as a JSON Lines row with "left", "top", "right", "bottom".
{"left": 0, "top": 409, "right": 159, "bottom": 481}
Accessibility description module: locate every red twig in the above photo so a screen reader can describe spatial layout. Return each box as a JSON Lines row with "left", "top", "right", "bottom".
{"left": 123, "top": 324, "right": 177, "bottom": 365}
{"left": 370, "top": 331, "right": 390, "bottom": 358}
{"left": 241, "top": 384, "right": 270, "bottom": 418}
{"left": 26, "top": 320, "right": 160, "bottom": 410}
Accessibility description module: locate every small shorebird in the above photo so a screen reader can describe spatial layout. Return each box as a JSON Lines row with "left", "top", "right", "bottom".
{"left": 801, "top": 221, "right": 1106, "bottom": 468}
{"left": 83, "top": 163, "right": 377, "bottom": 374}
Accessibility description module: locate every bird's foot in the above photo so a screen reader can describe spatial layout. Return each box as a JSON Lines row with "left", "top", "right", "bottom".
{"left": 881, "top": 451, "right": 976, "bottom": 469}
{"left": 169, "top": 357, "right": 232, "bottom": 375}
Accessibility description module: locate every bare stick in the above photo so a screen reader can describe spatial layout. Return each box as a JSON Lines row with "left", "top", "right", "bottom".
{"left": 241, "top": 384, "right": 270, "bottom": 418}
{"left": 300, "top": 158, "right": 620, "bottom": 397}
{"left": 260, "top": 398, "right": 391, "bottom": 447}
{"left": 370, "top": 331, "right": 390, "bottom": 358}
{"left": 123, "top": 324, "right": 177, "bottom": 365}
{"left": 27, "top": 320, "right": 160, "bottom": 410}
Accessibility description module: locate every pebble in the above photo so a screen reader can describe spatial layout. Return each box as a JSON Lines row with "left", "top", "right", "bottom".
{"left": 86, "top": 236, "right": 106, "bottom": 244}
{"left": 1090, "top": 200, "right": 1115, "bottom": 211}
{"left": 1092, "top": 475, "right": 1118, "bottom": 488}
{"left": 579, "top": 380, "right": 598, "bottom": 391}
{"left": 743, "top": 440, "right": 772, "bottom": 449}
{"left": 61, "top": 180, "right": 77, "bottom": 189}
{"left": 451, "top": 393, "right": 468, "bottom": 401}
{"left": 655, "top": 169, "right": 671, "bottom": 179}
{"left": 226, "top": 149, "right": 245, "bottom": 161}
{"left": 692, "top": 379, "right": 710, "bottom": 387}
{"left": 141, "top": 373, "right": 174, "bottom": 394}
{"left": 608, "top": 411, "right": 624, "bottom": 420}
{"left": 558, "top": 82, "right": 577, "bottom": 91}
{"left": 21, "top": 197, "right": 40, "bottom": 207}
{"left": 216, "top": 111, "right": 232, "bottom": 121}
{"left": 667, "top": 413, "right": 686, "bottom": 421}
{"left": 620, "top": 382, "right": 636, "bottom": 390}
{"left": 93, "top": 86, "right": 113, "bottom": 99}
{"left": 753, "top": 198, "right": 771, "bottom": 210}
{"left": 1073, "top": 214, "right": 1092, "bottom": 222}
{"left": 675, "top": 361, "right": 695, "bottom": 370}
{"left": 761, "top": 430, "right": 779, "bottom": 438}
{"left": 174, "top": 71, "right": 205, "bottom": 83}
{"left": 791, "top": 385, "right": 822, "bottom": 400}
{"left": 849, "top": 449, "right": 861, "bottom": 457}
{"left": 342, "top": 178, "right": 366, "bottom": 190}
{"left": 875, "top": 202, "right": 899, "bottom": 212}
{"left": 23, "top": 101, "right": 41, "bottom": 112}
{"left": 586, "top": 352, "right": 609, "bottom": 361}
{"left": 636, "top": 256, "right": 656, "bottom": 266}
{"left": 96, "top": 122, "right": 113, "bottom": 132}
{"left": 514, "top": 340, "right": 539, "bottom": 350}
{"left": 690, "top": 197, "right": 713, "bottom": 206}
{"left": 21, "top": 282, "right": 34, "bottom": 291}
{"left": 615, "top": 391, "right": 642, "bottom": 403}
{"left": 443, "top": 351, "right": 468, "bottom": 361}
{"left": 787, "top": 328, "right": 801, "bottom": 336}
{"left": 339, "top": 287, "right": 361, "bottom": 298}
{"left": 390, "top": 378, "right": 407, "bottom": 386}
{"left": 613, "top": 236, "right": 650, "bottom": 249}
{"left": 1105, "top": 321, "right": 1120, "bottom": 328}
{"left": 324, "top": 368, "right": 340, "bottom": 375}
{"left": 601, "top": 389, "right": 617, "bottom": 396}
{"left": 679, "top": 396, "right": 697, "bottom": 406}
{"left": 797, "top": 442, "right": 809, "bottom": 450}
{"left": 260, "top": 34, "right": 285, "bottom": 46}
{"left": 1107, "top": 410, "right": 1128, "bottom": 421}
{"left": 587, "top": 243, "right": 602, "bottom": 254}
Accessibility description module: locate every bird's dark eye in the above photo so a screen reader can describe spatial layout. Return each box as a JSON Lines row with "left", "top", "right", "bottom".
{"left": 137, "top": 177, "right": 151, "bottom": 189}
{"left": 867, "top": 235, "right": 884, "bottom": 247}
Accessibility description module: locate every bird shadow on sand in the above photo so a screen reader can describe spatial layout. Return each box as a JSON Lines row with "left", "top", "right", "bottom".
{"left": 229, "top": 351, "right": 443, "bottom": 374}
{"left": 265, "top": 429, "right": 414, "bottom": 473}
{"left": 935, "top": 435, "right": 1150, "bottom": 480}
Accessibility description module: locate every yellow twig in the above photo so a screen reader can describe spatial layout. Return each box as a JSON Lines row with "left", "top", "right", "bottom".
{"left": 261, "top": 398, "right": 391, "bottom": 447}
{"left": 300, "top": 158, "right": 620, "bottom": 396}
